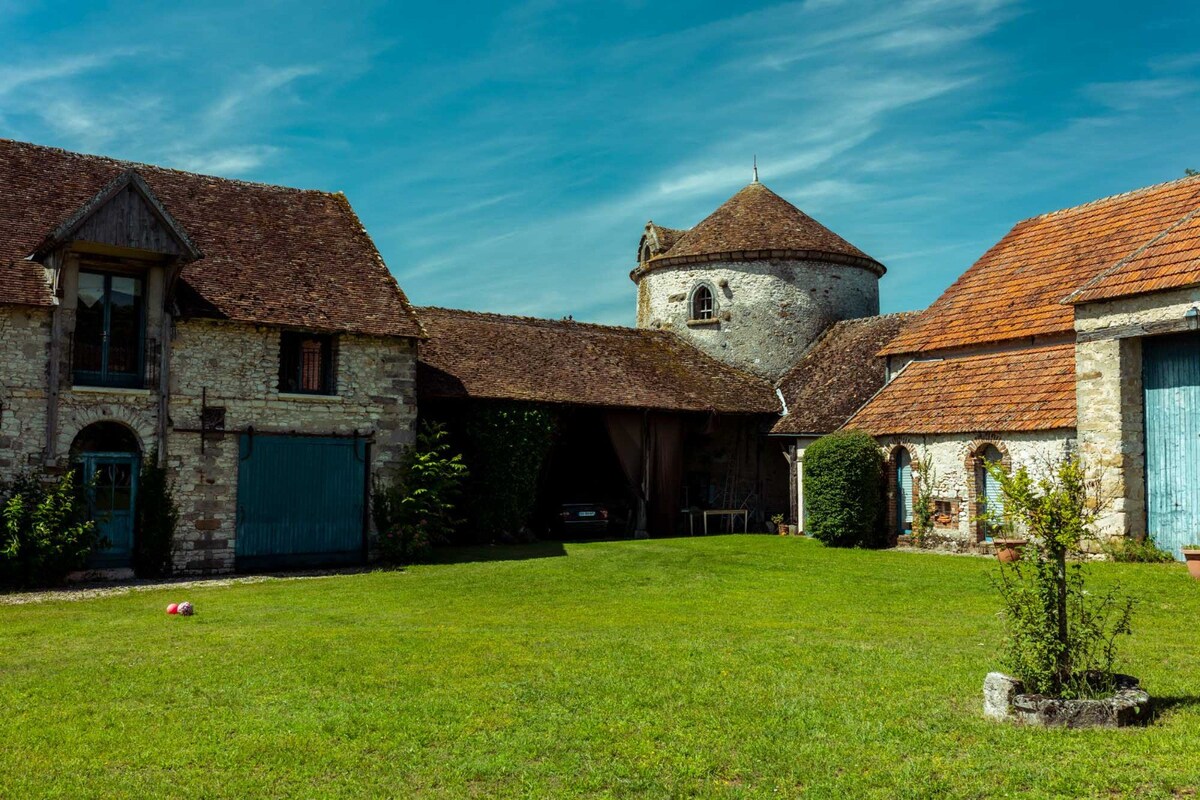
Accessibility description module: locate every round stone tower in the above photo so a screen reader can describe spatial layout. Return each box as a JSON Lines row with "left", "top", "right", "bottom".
{"left": 632, "top": 179, "right": 885, "bottom": 379}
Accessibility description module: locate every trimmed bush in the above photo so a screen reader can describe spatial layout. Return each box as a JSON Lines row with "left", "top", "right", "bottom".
{"left": 804, "top": 430, "right": 886, "bottom": 548}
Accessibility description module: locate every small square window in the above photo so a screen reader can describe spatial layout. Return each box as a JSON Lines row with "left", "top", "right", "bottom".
{"left": 279, "top": 332, "right": 336, "bottom": 395}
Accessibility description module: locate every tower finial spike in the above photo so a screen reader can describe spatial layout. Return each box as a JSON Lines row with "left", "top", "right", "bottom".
{"left": 752, "top": 155, "right": 759, "bottom": 183}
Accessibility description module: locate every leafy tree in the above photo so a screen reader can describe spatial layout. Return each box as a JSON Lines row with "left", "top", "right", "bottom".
{"left": 986, "top": 457, "right": 1135, "bottom": 698}
{"left": 804, "top": 430, "right": 885, "bottom": 548}
{"left": 373, "top": 422, "right": 468, "bottom": 564}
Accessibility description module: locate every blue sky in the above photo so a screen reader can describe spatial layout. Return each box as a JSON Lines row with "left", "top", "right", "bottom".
{"left": 1, "top": 1, "right": 1197, "bottom": 323}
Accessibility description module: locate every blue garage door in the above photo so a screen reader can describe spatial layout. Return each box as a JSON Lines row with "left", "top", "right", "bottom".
{"left": 236, "top": 434, "right": 368, "bottom": 570}
{"left": 1144, "top": 333, "right": 1200, "bottom": 560}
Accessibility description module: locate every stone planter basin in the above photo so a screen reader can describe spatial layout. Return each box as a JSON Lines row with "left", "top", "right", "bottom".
{"left": 983, "top": 672, "right": 1150, "bottom": 728}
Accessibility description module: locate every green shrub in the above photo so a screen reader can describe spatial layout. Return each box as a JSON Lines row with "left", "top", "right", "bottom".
{"left": 134, "top": 451, "right": 178, "bottom": 578}
{"left": 458, "top": 403, "right": 556, "bottom": 544}
{"left": 0, "top": 469, "right": 97, "bottom": 589}
{"left": 987, "top": 457, "right": 1135, "bottom": 698}
{"left": 804, "top": 430, "right": 885, "bottom": 548}
{"left": 1101, "top": 535, "right": 1175, "bottom": 564}
{"left": 373, "top": 421, "right": 468, "bottom": 564}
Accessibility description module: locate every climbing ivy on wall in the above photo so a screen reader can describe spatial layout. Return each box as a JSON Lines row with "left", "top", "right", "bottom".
{"left": 134, "top": 450, "right": 178, "bottom": 578}
{"left": 456, "top": 403, "right": 557, "bottom": 544}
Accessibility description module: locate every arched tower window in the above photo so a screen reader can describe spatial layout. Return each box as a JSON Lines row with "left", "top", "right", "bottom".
{"left": 691, "top": 284, "right": 715, "bottom": 321}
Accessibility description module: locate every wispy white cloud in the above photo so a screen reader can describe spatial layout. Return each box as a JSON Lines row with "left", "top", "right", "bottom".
{"left": 169, "top": 145, "right": 282, "bottom": 176}
{"left": 205, "top": 65, "right": 320, "bottom": 128}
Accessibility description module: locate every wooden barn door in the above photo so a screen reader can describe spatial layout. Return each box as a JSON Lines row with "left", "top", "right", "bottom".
{"left": 1144, "top": 333, "right": 1200, "bottom": 561}
{"left": 235, "top": 434, "right": 368, "bottom": 570}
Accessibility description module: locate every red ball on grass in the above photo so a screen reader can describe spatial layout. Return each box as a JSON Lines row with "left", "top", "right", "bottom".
{"left": 166, "top": 603, "right": 179, "bottom": 615}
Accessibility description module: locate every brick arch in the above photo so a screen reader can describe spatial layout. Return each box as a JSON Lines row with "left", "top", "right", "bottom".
{"left": 57, "top": 404, "right": 156, "bottom": 459}
{"left": 885, "top": 442, "right": 920, "bottom": 543}
{"left": 963, "top": 438, "right": 1011, "bottom": 541}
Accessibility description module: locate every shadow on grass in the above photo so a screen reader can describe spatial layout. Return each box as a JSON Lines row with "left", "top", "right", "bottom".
{"left": 429, "top": 540, "right": 569, "bottom": 565}
{"left": 1149, "top": 695, "right": 1200, "bottom": 720}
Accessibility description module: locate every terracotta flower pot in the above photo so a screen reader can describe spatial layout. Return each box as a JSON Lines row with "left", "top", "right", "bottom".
{"left": 777, "top": 523, "right": 789, "bottom": 536}
{"left": 994, "top": 538, "right": 1029, "bottom": 563}
{"left": 1183, "top": 549, "right": 1200, "bottom": 580}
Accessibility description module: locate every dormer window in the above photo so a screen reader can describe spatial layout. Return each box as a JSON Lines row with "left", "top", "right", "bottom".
{"left": 73, "top": 270, "right": 146, "bottom": 388}
{"left": 690, "top": 284, "right": 715, "bottom": 321}
{"left": 279, "top": 332, "right": 336, "bottom": 395}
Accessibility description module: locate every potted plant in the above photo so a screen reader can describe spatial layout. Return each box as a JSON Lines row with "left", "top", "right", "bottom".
{"left": 1181, "top": 544, "right": 1200, "bottom": 579}
{"left": 771, "top": 513, "right": 787, "bottom": 536}
{"left": 992, "top": 537, "right": 1029, "bottom": 563}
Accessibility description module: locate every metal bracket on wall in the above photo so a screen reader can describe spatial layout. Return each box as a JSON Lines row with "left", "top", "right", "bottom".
{"left": 199, "top": 387, "right": 227, "bottom": 455}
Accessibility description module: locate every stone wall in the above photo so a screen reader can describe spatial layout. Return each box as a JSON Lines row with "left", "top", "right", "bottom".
{"left": 794, "top": 431, "right": 1073, "bottom": 549}
{"left": 634, "top": 258, "right": 879, "bottom": 379}
{"left": 1074, "top": 286, "right": 1200, "bottom": 540}
{"left": 0, "top": 306, "right": 417, "bottom": 575}
{"left": 0, "top": 306, "right": 51, "bottom": 475}
{"left": 166, "top": 319, "right": 418, "bottom": 573}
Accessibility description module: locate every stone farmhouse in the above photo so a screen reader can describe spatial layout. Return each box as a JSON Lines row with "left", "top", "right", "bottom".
{"left": 2, "top": 136, "right": 1200, "bottom": 572}
{"left": 0, "top": 139, "right": 420, "bottom": 575}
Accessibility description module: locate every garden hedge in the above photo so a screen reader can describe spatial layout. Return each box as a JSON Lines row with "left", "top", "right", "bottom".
{"left": 804, "top": 429, "right": 886, "bottom": 548}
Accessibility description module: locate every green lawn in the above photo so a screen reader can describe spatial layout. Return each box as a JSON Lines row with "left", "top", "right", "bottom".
{"left": 1, "top": 536, "right": 1199, "bottom": 799}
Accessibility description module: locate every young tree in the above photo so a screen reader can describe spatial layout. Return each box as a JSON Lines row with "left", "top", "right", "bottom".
{"left": 986, "top": 457, "right": 1134, "bottom": 697}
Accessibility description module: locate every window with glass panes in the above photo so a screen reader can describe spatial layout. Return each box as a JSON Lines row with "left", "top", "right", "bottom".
{"left": 73, "top": 271, "right": 146, "bottom": 388}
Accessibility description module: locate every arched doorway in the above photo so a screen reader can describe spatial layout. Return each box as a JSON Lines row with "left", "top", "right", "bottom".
{"left": 977, "top": 444, "right": 1004, "bottom": 542}
{"left": 71, "top": 422, "right": 141, "bottom": 569}
{"left": 895, "top": 447, "right": 912, "bottom": 537}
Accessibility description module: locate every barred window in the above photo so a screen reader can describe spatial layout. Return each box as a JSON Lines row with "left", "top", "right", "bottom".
{"left": 279, "top": 332, "right": 336, "bottom": 395}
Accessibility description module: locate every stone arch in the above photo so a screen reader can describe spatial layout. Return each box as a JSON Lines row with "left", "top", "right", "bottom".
{"left": 57, "top": 404, "right": 156, "bottom": 462}
{"left": 885, "top": 442, "right": 920, "bottom": 542}
{"left": 964, "top": 438, "right": 1011, "bottom": 541}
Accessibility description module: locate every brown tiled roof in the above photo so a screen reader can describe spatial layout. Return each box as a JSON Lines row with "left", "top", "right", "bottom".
{"left": 0, "top": 139, "right": 421, "bottom": 338}
{"left": 771, "top": 312, "right": 919, "bottom": 435}
{"left": 416, "top": 306, "right": 780, "bottom": 414}
{"left": 845, "top": 344, "right": 1076, "bottom": 435}
{"left": 883, "top": 176, "right": 1200, "bottom": 355}
{"left": 635, "top": 182, "right": 883, "bottom": 275}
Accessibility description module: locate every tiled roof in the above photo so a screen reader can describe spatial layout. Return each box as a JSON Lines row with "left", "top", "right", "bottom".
{"left": 0, "top": 139, "right": 422, "bottom": 338}
{"left": 635, "top": 182, "right": 883, "bottom": 275}
{"left": 1068, "top": 205, "right": 1200, "bottom": 303}
{"left": 882, "top": 175, "right": 1200, "bottom": 355}
{"left": 771, "top": 312, "right": 919, "bottom": 435}
{"left": 416, "top": 306, "right": 780, "bottom": 414}
{"left": 845, "top": 344, "right": 1076, "bottom": 435}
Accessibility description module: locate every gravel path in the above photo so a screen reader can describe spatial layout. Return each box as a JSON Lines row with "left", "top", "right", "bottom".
{"left": 0, "top": 567, "right": 376, "bottom": 606}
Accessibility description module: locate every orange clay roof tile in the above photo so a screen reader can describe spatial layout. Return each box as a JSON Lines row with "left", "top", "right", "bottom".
{"left": 883, "top": 176, "right": 1200, "bottom": 355}
{"left": 844, "top": 344, "right": 1076, "bottom": 435}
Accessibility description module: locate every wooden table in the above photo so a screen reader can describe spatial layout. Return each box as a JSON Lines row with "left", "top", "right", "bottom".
{"left": 702, "top": 509, "right": 749, "bottom": 535}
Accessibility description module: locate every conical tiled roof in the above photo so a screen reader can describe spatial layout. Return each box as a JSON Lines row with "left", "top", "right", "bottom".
{"left": 638, "top": 182, "right": 883, "bottom": 275}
